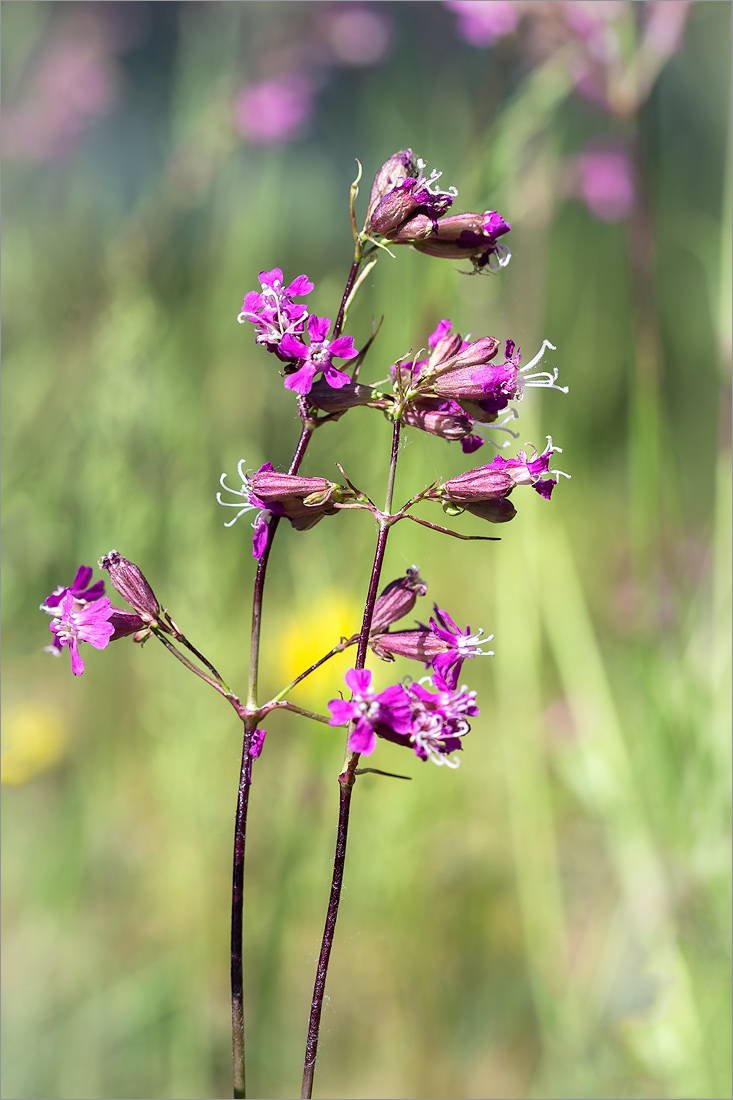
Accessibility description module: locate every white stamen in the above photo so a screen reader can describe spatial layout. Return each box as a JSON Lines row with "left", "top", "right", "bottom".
{"left": 415, "top": 157, "right": 458, "bottom": 199}
{"left": 223, "top": 508, "right": 251, "bottom": 528}
{"left": 518, "top": 340, "right": 568, "bottom": 394}
{"left": 485, "top": 408, "right": 521, "bottom": 448}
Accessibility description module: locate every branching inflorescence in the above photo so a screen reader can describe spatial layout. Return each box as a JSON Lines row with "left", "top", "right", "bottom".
{"left": 41, "top": 149, "right": 568, "bottom": 1100}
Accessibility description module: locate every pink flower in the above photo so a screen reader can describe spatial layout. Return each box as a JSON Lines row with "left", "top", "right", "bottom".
{"left": 576, "top": 144, "right": 635, "bottom": 222}
{"left": 234, "top": 74, "right": 314, "bottom": 145}
{"left": 370, "top": 606, "right": 493, "bottom": 689}
{"left": 328, "top": 668, "right": 412, "bottom": 756}
{"left": 443, "top": 1, "right": 520, "bottom": 47}
{"left": 279, "top": 315, "right": 358, "bottom": 395}
{"left": 46, "top": 591, "right": 116, "bottom": 676}
{"left": 43, "top": 564, "right": 105, "bottom": 609}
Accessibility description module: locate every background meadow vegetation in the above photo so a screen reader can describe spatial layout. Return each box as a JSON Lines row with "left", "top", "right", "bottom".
{"left": 2, "top": 2, "right": 730, "bottom": 1098}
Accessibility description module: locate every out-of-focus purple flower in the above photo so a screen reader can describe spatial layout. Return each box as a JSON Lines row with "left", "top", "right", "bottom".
{"left": 443, "top": 1, "right": 520, "bottom": 47}
{"left": 563, "top": 1, "right": 626, "bottom": 61}
{"left": 238, "top": 267, "right": 313, "bottom": 357}
{"left": 217, "top": 460, "right": 351, "bottom": 558}
{"left": 1, "top": 1, "right": 139, "bottom": 165}
{"left": 576, "top": 143, "right": 635, "bottom": 222}
{"left": 45, "top": 591, "right": 116, "bottom": 676}
{"left": 328, "top": 668, "right": 413, "bottom": 756}
{"left": 234, "top": 74, "right": 314, "bottom": 145}
{"left": 249, "top": 729, "right": 267, "bottom": 758}
{"left": 279, "top": 315, "right": 359, "bottom": 395}
{"left": 371, "top": 605, "right": 493, "bottom": 689}
{"left": 320, "top": 4, "right": 393, "bottom": 65}
{"left": 642, "top": 1, "right": 690, "bottom": 58}
{"left": 43, "top": 565, "right": 105, "bottom": 610}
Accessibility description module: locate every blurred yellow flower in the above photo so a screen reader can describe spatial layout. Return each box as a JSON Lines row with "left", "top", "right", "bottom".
{"left": 1, "top": 702, "right": 70, "bottom": 786}
{"left": 275, "top": 591, "right": 362, "bottom": 707}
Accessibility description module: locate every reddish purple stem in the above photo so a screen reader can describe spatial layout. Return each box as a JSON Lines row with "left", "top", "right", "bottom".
{"left": 301, "top": 419, "right": 401, "bottom": 1099}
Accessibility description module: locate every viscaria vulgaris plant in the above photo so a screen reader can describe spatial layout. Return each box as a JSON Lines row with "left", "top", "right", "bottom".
{"left": 40, "top": 149, "right": 568, "bottom": 1099}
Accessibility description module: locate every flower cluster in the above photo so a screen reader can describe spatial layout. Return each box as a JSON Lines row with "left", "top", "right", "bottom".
{"left": 391, "top": 321, "right": 567, "bottom": 458}
{"left": 364, "top": 150, "right": 511, "bottom": 272}
{"left": 238, "top": 268, "right": 358, "bottom": 395}
{"left": 328, "top": 667, "right": 479, "bottom": 767}
{"left": 40, "top": 556, "right": 165, "bottom": 675}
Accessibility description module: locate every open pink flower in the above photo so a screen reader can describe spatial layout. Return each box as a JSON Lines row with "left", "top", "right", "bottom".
{"left": 46, "top": 591, "right": 116, "bottom": 676}
{"left": 279, "top": 314, "right": 358, "bottom": 395}
{"left": 328, "top": 668, "right": 412, "bottom": 756}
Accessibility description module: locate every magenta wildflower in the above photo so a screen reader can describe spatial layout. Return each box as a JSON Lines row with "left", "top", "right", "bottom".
{"left": 278, "top": 314, "right": 359, "bottom": 395}
{"left": 401, "top": 395, "right": 486, "bottom": 453}
{"left": 428, "top": 438, "right": 568, "bottom": 522}
{"left": 217, "top": 460, "right": 350, "bottom": 559}
{"left": 238, "top": 267, "right": 313, "bottom": 358}
{"left": 332, "top": 669, "right": 481, "bottom": 766}
{"left": 46, "top": 591, "right": 116, "bottom": 676}
{"left": 371, "top": 605, "right": 493, "bottom": 689}
{"left": 43, "top": 564, "right": 105, "bottom": 609}
{"left": 454, "top": 338, "right": 567, "bottom": 422}
{"left": 404, "top": 673, "right": 479, "bottom": 766}
{"left": 328, "top": 668, "right": 412, "bottom": 756}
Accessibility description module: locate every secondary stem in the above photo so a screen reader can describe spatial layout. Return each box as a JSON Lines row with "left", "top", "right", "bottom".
{"left": 231, "top": 722, "right": 254, "bottom": 1100}
{"left": 301, "top": 418, "right": 401, "bottom": 1100}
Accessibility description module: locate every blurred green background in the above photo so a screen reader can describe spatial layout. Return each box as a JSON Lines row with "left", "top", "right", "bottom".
{"left": 2, "top": 3, "right": 731, "bottom": 1098}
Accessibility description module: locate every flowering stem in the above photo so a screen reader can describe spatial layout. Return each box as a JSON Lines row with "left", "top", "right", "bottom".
{"left": 231, "top": 722, "right": 254, "bottom": 1100}
{"left": 300, "top": 781, "right": 354, "bottom": 1100}
{"left": 236, "top": 247, "right": 373, "bottom": 1097}
{"left": 301, "top": 418, "right": 402, "bottom": 1100}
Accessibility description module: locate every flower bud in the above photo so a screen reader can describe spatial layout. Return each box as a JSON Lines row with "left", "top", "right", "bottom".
{"left": 98, "top": 551, "right": 161, "bottom": 621}
{"left": 366, "top": 150, "right": 417, "bottom": 225}
{"left": 370, "top": 567, "right": 427, "bottom": 633}
{"left": 249, "top": 468, "right": 339, "bottom": 506}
